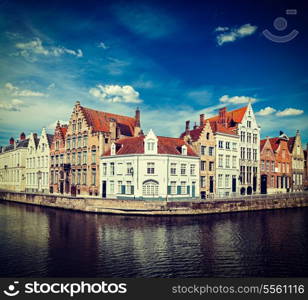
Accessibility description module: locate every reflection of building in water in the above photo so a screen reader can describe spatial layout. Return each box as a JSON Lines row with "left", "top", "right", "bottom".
{"left": 46, "top": 209, "right": 99, "bottom": 276}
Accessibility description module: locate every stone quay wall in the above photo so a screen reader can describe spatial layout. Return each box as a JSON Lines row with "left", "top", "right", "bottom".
{"left": 0, "top": 190, "right": 307, "bottom": 216}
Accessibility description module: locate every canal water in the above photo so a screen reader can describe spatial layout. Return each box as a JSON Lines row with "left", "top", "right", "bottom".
{"left": 0, "top": 201, "right": 307, "bottom": 277}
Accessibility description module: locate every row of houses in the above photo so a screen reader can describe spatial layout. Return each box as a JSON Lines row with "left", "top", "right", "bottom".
{"left": 0, "top": 101, "right": 307, "bottom": 200}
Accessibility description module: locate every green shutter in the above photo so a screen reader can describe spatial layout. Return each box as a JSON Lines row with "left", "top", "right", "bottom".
{"left": 187, "top": 185, "right": 190, "bottom": 195}
{"left": 167, "top": 186, "right": 171, "bottom": 195}
{"left": 131, "top": 186, "right": 134, "bottom": 195}
{"left": 177, "top": 186, "right": 181, "bottom": 195}
{"left": 121, "top": 185, "right": 126, "bottom": 194}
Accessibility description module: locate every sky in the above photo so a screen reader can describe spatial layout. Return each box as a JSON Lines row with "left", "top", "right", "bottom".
{"left": 0, "top": 0, "right": 308, "bottom": 146}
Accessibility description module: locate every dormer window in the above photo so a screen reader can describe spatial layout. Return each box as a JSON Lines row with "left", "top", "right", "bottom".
{"left": 182, "top": 145, "right": 187, "bottom": 155}
{"left": 111, "top": 143, "right": 116, "bottom": 155}
{"left": 144, "top": 129, "right": 158, "bottom": 154}
{"left": 147, "top": 140, "right": 155, "bottom": 151}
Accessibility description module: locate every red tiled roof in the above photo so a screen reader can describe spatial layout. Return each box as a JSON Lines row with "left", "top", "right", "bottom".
{"left": 260, "top": 139, "right": 267, "bottom": 152}
{"left": 268, "top": 137, "right": 280, "bottom": 151}
{"left": 104, "top": 135, "right": 198, "bottom": 156}
{"left": 209, "top": 122, "right": 237, "bottom": 135}
{"left": 206, "top": 106, "right": 248, "bottom": 124}
{"left": 60, "top": 126, "right": 67, "bottom": 138}
{"left": 287, "top": 136, "right": 296, "bottom": 153}
{"left": 80, "top": 106, "right": 136, "bottom": 135}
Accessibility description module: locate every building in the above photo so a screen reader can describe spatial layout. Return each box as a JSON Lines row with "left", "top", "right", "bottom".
{"left": 25, "top": 128, "right": 53, "bottom": 193}
{"left": 180, "top": 117, "right": 216, "bottom": 199}
{"left": 64, "top": 101, "right": 142, "bottom": 196}
{"left": 50, "top": 121, "right": 68, "bottom": 194}
{"left": 260, "top": 132, "right": 292, "bottom": 193}
{"left": 100, "top": 130, "right": 200, "bottom": 200}
{"left": 260, "top": 137, "right": 277, "bottom": 194}
{"left": 304, "top": 145, "right": 308, "bottom": 190}
{"left": 206, "top": 103, "right": 260, "bottom": 195}
{"left": 287, "top": 130, "right": 305, "bottom": 191}
{"left": 0, "top": 133, "right": 29, "bottom": 192}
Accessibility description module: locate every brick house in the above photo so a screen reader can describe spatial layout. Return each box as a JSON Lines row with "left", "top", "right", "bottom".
{"left": 287, "top": 130, "right": 305, "bottom": 191}
{"left": 64, "top": 101, "right": 141, "bottom": 196}
{"left": 260, "top": 132, "right": 292, "bottom": 193}
{"left": 50, "top": 121, "right": 68, "bottom": 194}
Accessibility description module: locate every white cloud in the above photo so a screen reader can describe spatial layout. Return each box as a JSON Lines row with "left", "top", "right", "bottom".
{"left": 0, "top": 99, "right": 25, "bottom": 111}
{"left": 5, "top": 82, "right": 47, "bottom": 97}
{"left": 215, "top": 26, "right": 229, "bottom": 32}
{"left": 256, "top": 106, "right": 277, "bottom": 116}
{"left": 89, "top": 84, "right": 142, "bottom": 103}
{"left": 98, "top": 42, "right": 108, "bottom": 49}
{"left": 15, "top": 38, "right": 83, "bottom": 60}
{"left": 276, "top": 108, "right": 304, "bottom": 117}
{"left": 216, "top": 24, "right": 257, "bottom": 46}
{"left": 219, "top": 94, "right": 257, "bottom": 104}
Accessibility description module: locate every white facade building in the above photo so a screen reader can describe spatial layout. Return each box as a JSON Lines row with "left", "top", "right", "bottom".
{"left": 26, "top": 128, "right": 53, "bottom": 193}
{"left": 0, "top": 133, "right": 29, "bottom": 192}
{"left": 100, "top": 130, "right": 200, "bottom": 200}
{"left": 214, "top": 129, "right": 240, "bottom": 197}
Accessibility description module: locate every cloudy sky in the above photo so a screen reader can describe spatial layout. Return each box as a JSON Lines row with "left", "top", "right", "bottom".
{"left": 0, "top": 0, "right": 307, "bottom": 145}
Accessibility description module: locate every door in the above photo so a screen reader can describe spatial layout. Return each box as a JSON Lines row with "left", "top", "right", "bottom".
{"left": 261, "top": 175, "right": 267, "bottom": 194}
{"left": 232, "top": 176, "right": 236, "bottom": 193}
{"left": 102, "top": 181, "right": 107, "bottom": 198}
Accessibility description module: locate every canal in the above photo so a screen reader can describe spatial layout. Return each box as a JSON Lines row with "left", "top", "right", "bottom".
{"left": 0, "top": 201, "right": 307, "bottom": 277}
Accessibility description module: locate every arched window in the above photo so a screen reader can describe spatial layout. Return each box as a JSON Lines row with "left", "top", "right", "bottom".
{"left": 142, "top": 180, "right": 159, "bottom": 196}
{"left": 206, "top": 132, "right": 210, "bottom": 140}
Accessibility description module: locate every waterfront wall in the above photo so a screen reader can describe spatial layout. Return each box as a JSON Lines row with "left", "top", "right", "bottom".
{"left": 0, "top": 190, "right": 308, "bottom": 215}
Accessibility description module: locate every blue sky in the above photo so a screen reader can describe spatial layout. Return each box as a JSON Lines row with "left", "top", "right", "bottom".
{"left": 0, "top": 0, "right": 307, "bottom": 145}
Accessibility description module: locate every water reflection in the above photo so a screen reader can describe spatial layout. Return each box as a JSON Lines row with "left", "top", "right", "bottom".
{"left": 0, "top": 201, "right": 307, "bottom": 277}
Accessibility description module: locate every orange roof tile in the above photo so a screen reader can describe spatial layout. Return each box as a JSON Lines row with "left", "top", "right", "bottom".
{"left": 104, "top": 135, "right": 198, "bottom": 156}
{"left": 80, "top": 106, "right": 137, "bottom": 135}
{"left": 206, "top": 106, "right": 248, "bottom": 124}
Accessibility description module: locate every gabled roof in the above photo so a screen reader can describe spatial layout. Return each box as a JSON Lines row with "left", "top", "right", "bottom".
{"left": 287, "top": 136, "right": 296, "bottom": 153}
{"left": 59, "top": 126, "right": 67, "bottom": 138}
{"left": 207, "top": 106, "right": 248, "bottom": 124}
{"left": 268, "top": 137, "right": 280, "bottom": 151}
{"left": 104, "top": 135, "right": 198, "bottom": 157}
{"left": 209, "top": 122, "right": 237, "bottom": 136}
{"left": 260, "top": 139, "right": 268, "bottom": 152}
{"left": 80, "top": 106, "right": 137, "bottom": 136}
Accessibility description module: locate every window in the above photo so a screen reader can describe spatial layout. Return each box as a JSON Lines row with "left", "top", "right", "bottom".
{"left": 170, "top": 163, "right": 176, "bottom": 175}
{"left": 110, "top": 181, "right": 114, "bottom": 193}
{"left": 226, "top": 155, "right": 230, "bottom": 168}
{"left": 72, "top": 122, "right": 76, "bottom": 131}
{"left": 77, "top": 170, "right": 81, "bottom": 185}
{"left": 77, "top": 152, "right": 81, "bottom": 164}
{"left": 72, "top": 152, "right": 76, "bottom": 165}
{"left": 247, "top": 133, "right": 251, "bottom": 143}
{"left": 91, "top": 168, "right": 96, "bottom": 185}
{"left": 102, "top": 163, "right": 107, "bottom": 176}
{"left": 201, "top": 161, "right": 206, "bottom": 171}
{"left": 83, "top": 135, "right": 88, "bottom": 147}
{"left": 226, "top": 142, "right": 230, "bottom": 149}
{"left": 253, "top": 134, "right": 257, "bottom": 144}
{"left": 247, "top": 121, "right": 251, "bottom": 128}
{"left": 218, "top": 174, "right": 223, "bottom": 188}
{"left": 201, "top": 176, "right": 206, "bottom": 188}
{"left": 206, "top": 132, "right": 210, "bottom": 140}
{"left": 247, "top": 148, "right": 251, "bottom": 160}
{"left": 218, "top": 154, "right": 223, "bottom": 167}
{"left": 218, "top": 141, "right": 223, "bottom": 148}
{"left": 67, "top": 153, "right": 70, "bottom": 163}
{"left": 82, "top": 170, "right": 87, "bottom": 185}
{"left": 127, "top": 162, "right": 133, "bottom": 175}
{"left": 78, "top": 120, "right": 82, "bottom": 131}
{"left": 209, "top": 161, "right": 214, "bottom": 171}
{"left": 142, "top": 180, "right": 159, "bottom": 196}
{"left": 240, "top": 147, "right": 245, "bottom": 160}
{"left": 77, "top": 136, "right": 82, "bottom": 147}
{"left": 147, "top": 162, "right": 155, "bottom": 174}
{"left": 225, "top": 174, "right": 230, "bottom": 188}
{"left": 72, "top": 137, "right": 76, "bottom": 148}
{"left": 266, "top": 161, "right": 270, "bottom": 171}
{"left": 253, "top": 149, "right": 257, "bottom": 161}
{"left": 232, "top": 142, "right": 237, "bottom": 151}
{"left": 117, "top": 181, "right": 122, "bottom": 193}
{"left": 91, "top": 147, "right": 96, "bottom": 164}
{"left": 190, "top": 164, "right": 196, "bottom": 175}
{"left": 271, "top": 161, "right": 275, "bottom": 172}
{"left": 72, "top": 170, "right": 75, "bottom": 185}
{"left": 261, "top": 160, "right": 265, "bottom": 171}
{"left": 181, "top": 164, "right": 186, "bottom": 175}
{"left": 209, "top": 147, "right": 214, "bottom": 156}
{"left": 126, "top": 181, "right": 132, "bottom": 194}
{"left": 171, "top": 181, "right": 176, "bottom": 194}
{"left": 82, "top": 151, "right": 87, "bottom": 164}
{"left": 232, "top": 156, "right": 236, "bottom": 168}
{"left": 201, "top": 146, "right": 206, "bottom": 155}
{"left": 110, "top": 163, "right": 115, "bottom": 175}
{"left": 147, "top": 141, "right": 155, "bottom": 151}
{"left": 181, "top": 181, "right": 186, "bottom": 194}
{"left": 67, "top": 138, "right": 71, "bottom": 149}
{"left": 241, "top": 131, "right": 245, "bottom": 142}
{"left": 247, "top": 166, "right": 252, "bottom": 184}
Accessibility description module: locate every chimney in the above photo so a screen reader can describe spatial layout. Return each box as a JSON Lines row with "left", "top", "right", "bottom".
{"left": 185, "top": 120, "right": 190, "bottom": 134}
{"left": 200, "top": 114, "right": 204, "bottom": 126}
{"left": 20, "top": 132, "right": 26, "bottom": 141}
{"left": 193, "top": 122, "right": 197, "bottom": 130}
{"left": 219, "top": 107, "right": 227, "bottom": 127}
{"left": 135, "top": 107, "right": 140, "bottom": 128}
{"left": 9, "top": 137, "right": 14, "bottom": 145}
